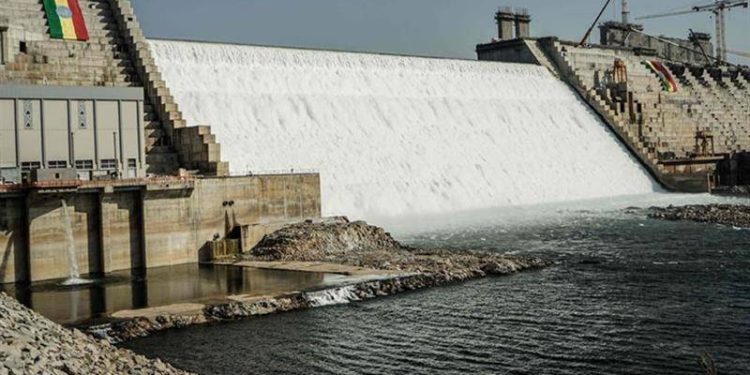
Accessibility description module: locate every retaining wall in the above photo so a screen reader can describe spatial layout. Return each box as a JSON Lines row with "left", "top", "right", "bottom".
{"left": 0, "top": 174, "right": 321, "bottom": 283}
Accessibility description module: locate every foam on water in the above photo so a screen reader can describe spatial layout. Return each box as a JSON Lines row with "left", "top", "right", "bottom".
{"left": 305, "top": 285, "right": 359, "bottom": 307}
{"left": 151, "top": 40, "right": 660, "bottom": 220}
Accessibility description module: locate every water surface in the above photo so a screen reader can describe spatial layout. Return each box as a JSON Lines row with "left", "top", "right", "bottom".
{"left": 3, "top": 264, "right": 326, "bottom": 325}
{"left": 124, "top": 209, "right": 750, "bottom": 374}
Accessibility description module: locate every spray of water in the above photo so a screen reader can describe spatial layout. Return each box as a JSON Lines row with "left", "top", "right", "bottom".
{"left": 305, "top": 285, "right": 359, "bottom": 307}
{"left": 151, "top": 40, "right": 660, "bottom": 221}
{"left": 60, "top": 200, "right": 91, "bottom": 286}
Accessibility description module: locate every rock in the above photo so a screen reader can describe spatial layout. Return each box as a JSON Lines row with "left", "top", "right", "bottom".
{"left": 95, "top": 219, "right": 550, "bottom": 344}
{"left": 646, "top": 204, "right": 750, "bottom": 228}
{"left": 249, "top": 219, "right": 549, "bottom": 284}
{"left": 0, "top": 293, "right": 193, "bottom": 375}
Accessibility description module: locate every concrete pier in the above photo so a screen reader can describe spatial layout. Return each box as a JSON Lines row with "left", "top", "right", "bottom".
{"left": 0, "top": 174, "right": 321, "bottom": 283}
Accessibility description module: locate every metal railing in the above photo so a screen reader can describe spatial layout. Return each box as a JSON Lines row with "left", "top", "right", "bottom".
{"left": 0, "top": 175, "right": 196, "bottom": 193}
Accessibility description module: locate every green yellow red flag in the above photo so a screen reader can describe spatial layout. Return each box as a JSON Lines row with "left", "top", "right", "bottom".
{"left": 643, "top": 61, "right": 679, "bottom": 93}
{"left": 42, "top": 0, "right": 89, "bottom": 41}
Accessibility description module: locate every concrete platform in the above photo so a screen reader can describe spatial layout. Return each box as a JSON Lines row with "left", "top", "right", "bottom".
{"left": 228, "top": 261, "right": 403, "bottom": 277}
{"left": 106, "top": 262, "right": 409, "bottom": 322}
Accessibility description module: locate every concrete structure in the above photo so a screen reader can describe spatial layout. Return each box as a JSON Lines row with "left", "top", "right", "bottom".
{"left": 599, "top": 22, "right": 715, "bottom": 66}
{"left": 477, "top": 13, "right": 750, "bottom": 192}
{"left": 0, "top": 174, "right": 321, "bottom": 283}
{"left": 0, "top": 1, "right": 323, "bottom": 283}
{"left": 494, "top": 7, "right": 531, "bottom": 41}
{"left": 0, "top": 0, "right": 225, "bottom": 177}
{"left": 0, "top": 84, "right": 146, "bottom": 183}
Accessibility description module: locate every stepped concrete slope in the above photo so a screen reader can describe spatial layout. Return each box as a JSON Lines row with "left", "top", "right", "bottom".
{"left": 512, "top": 38, "right": 750, "bottom": 191}
{"left": 151, "top": 40, "right": 659, "bottom": 219}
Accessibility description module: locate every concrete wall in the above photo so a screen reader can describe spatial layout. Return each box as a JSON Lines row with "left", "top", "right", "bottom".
{"left": 476, "top": 39, "right": 540, "bottom": 64}
{"left": 101, "top": 191, "right": 143, "bottom": 273}
{"left": 599, "top": 22, "right": 714, "bottom": 66}
{"left": 0, "top": 197, "right": 27, "bottom": 283}
{"left": 0, "top": 174, "right": 321, "bottom": 283}
{"left": 143, "top": 174, "right": 321, "bottom": 269}
{"left": 27, "top": 193, "right": 102, "bottom": 281}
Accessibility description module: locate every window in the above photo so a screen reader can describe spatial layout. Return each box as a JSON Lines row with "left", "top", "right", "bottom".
{"left": 75, "top": 160, "right": 94, "bottom": 170}
{"left": 0, "top": 28, "right": 6, "bottom": 65}
{"left": 21, "top": 161, "right": 41, "bottom": 171}
{"left": 100, "top": 159, "right": 117, "bottom": 170}
{"left": 48, "top": 160, "right": 67, "bottom": 169}
{"left": 128, "top": 159, "right": 137, "bottom": 168}
{"left": 19, "top": 41, "right": 27, "bottom": 54}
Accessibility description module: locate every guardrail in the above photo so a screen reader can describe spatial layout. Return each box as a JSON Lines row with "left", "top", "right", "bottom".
{"left": 243, "top": 168, "right": 320, "bottom": 176}
{"left": 0, "top": 176, "right": 197, "bottom": 193}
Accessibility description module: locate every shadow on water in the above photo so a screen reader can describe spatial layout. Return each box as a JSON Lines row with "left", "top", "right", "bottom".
{"left": 1, "top": 264, "right": 326, "bottom": 326}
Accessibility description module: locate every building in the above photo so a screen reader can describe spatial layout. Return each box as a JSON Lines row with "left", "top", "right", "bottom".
{"left": 0, "top": 0, "right": 321, "bottom": 283}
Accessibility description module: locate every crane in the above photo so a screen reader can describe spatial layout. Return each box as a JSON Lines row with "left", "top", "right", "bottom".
{"left": 636, "top": 1, "right": 749, "bottom": 62}
{"left": 728, "top": 50, "right": 750, "bottom": 58}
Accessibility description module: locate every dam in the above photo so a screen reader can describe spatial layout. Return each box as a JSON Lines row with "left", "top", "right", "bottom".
{"left": 1, "top": 1, "right": 749, "bottom": 374}
{"left": 0, "top": 0, "right": 748, "bottom": 284}
{"left": 150, "top": 40, "right": 659, "bottom": 219}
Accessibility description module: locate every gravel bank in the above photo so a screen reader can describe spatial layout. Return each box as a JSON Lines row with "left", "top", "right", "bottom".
{"left": 648, "top": 204, "right": 750, "bottom": 228}
{"left": 0, "top": 293, "right": 191, "bottom": 375}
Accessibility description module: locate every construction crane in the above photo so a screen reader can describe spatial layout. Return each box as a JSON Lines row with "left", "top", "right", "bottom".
{"left": 636, "top": 1, "right": 749, "bottom": 62}
{"left": 728, "top": 49, "right": 750, "bottom": 58}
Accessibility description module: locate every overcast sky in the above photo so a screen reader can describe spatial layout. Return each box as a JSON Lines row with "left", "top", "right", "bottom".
{"left": 132, "top": 0, "right": 749, "bottom": 64}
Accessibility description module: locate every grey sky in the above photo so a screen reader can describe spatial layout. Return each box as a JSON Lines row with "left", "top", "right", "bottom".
{"left": 132, "top": 0, "right": 749, "bottom": 63}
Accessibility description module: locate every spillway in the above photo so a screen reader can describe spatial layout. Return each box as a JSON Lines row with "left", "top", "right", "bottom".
{"left": 150, "top": 40, "right": 659, "bottom": 220}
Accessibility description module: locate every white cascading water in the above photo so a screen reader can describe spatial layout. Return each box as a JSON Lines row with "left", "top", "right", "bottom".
{"left": 305, "top": 286, "right": 359, "bottom": 307}
{"left": 60, "top": 200, "right": 91, "bottom": 286}
{"left": 151, "top": 40, "right": 659, "bottom": 220}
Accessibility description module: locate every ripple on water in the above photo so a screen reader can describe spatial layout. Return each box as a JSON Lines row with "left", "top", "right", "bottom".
{"left": 123, "top": 213, "right": 750, "bottom": 375}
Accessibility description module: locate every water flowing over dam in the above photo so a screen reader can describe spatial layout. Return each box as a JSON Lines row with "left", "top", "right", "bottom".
{"left": 151, "top": 40, "right": 659, "bottom": 219}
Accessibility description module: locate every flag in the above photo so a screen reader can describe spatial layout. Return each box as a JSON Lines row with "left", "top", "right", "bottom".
{"left": 43, "top": 0, "right": 89, "bottom": 41}
{"left": 643, "top": 61, "right": 678, "bottom": 93}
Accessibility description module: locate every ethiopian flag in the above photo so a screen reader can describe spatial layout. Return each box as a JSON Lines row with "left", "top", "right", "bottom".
{"left": 42, "top": 0, "right": 89, "bottom": 41}
{"left": 643, "top": 61, "right": 678, "bottom": 93}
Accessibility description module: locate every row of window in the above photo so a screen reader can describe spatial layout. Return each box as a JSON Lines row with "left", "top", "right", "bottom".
{"left": 20, "top": 159, "right": 138, "bottom": 171}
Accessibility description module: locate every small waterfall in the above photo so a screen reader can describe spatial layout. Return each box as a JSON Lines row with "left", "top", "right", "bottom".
{"left": 305, "top": 285, "right": 359, "bottom": 307}
{"left": 60, "top": 200, "right": 91, "bottom": 286}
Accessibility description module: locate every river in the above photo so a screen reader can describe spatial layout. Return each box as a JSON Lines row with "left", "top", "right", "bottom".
{"left": 123, "top": 199, "right": 750, "bottom": 374}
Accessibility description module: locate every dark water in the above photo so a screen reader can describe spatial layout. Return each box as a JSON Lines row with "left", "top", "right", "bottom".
{"left": 123, "top": 211, "right": 750, "bottom": 374}
{"left": 2, "top": 264, "right": 325, "bottom": 325}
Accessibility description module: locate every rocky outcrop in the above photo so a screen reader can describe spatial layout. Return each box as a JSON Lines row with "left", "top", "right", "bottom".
{"left": 252, "top": 217, "right": 402, "bottom": 262}
{"left": 92, "top": 219, "right": 548, "bottom": 343}
{"left": 648, "top": 204, "right": 750, "bottom": 228}
{"left": 250, "top": 217, "right": 548, "bottom": 278}
{"left": 0, "top": 293, "right": 191, "bottom": 375}
{"left": 712, "top": 186, "right": 750, "bottom": 197}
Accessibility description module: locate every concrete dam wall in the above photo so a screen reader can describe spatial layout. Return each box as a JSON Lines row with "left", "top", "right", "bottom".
{"left": 0, "top": 175, "right": 321, "bottom": 283}
{"left": 150, "top": 40, "right": 660, "bottom": 220}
